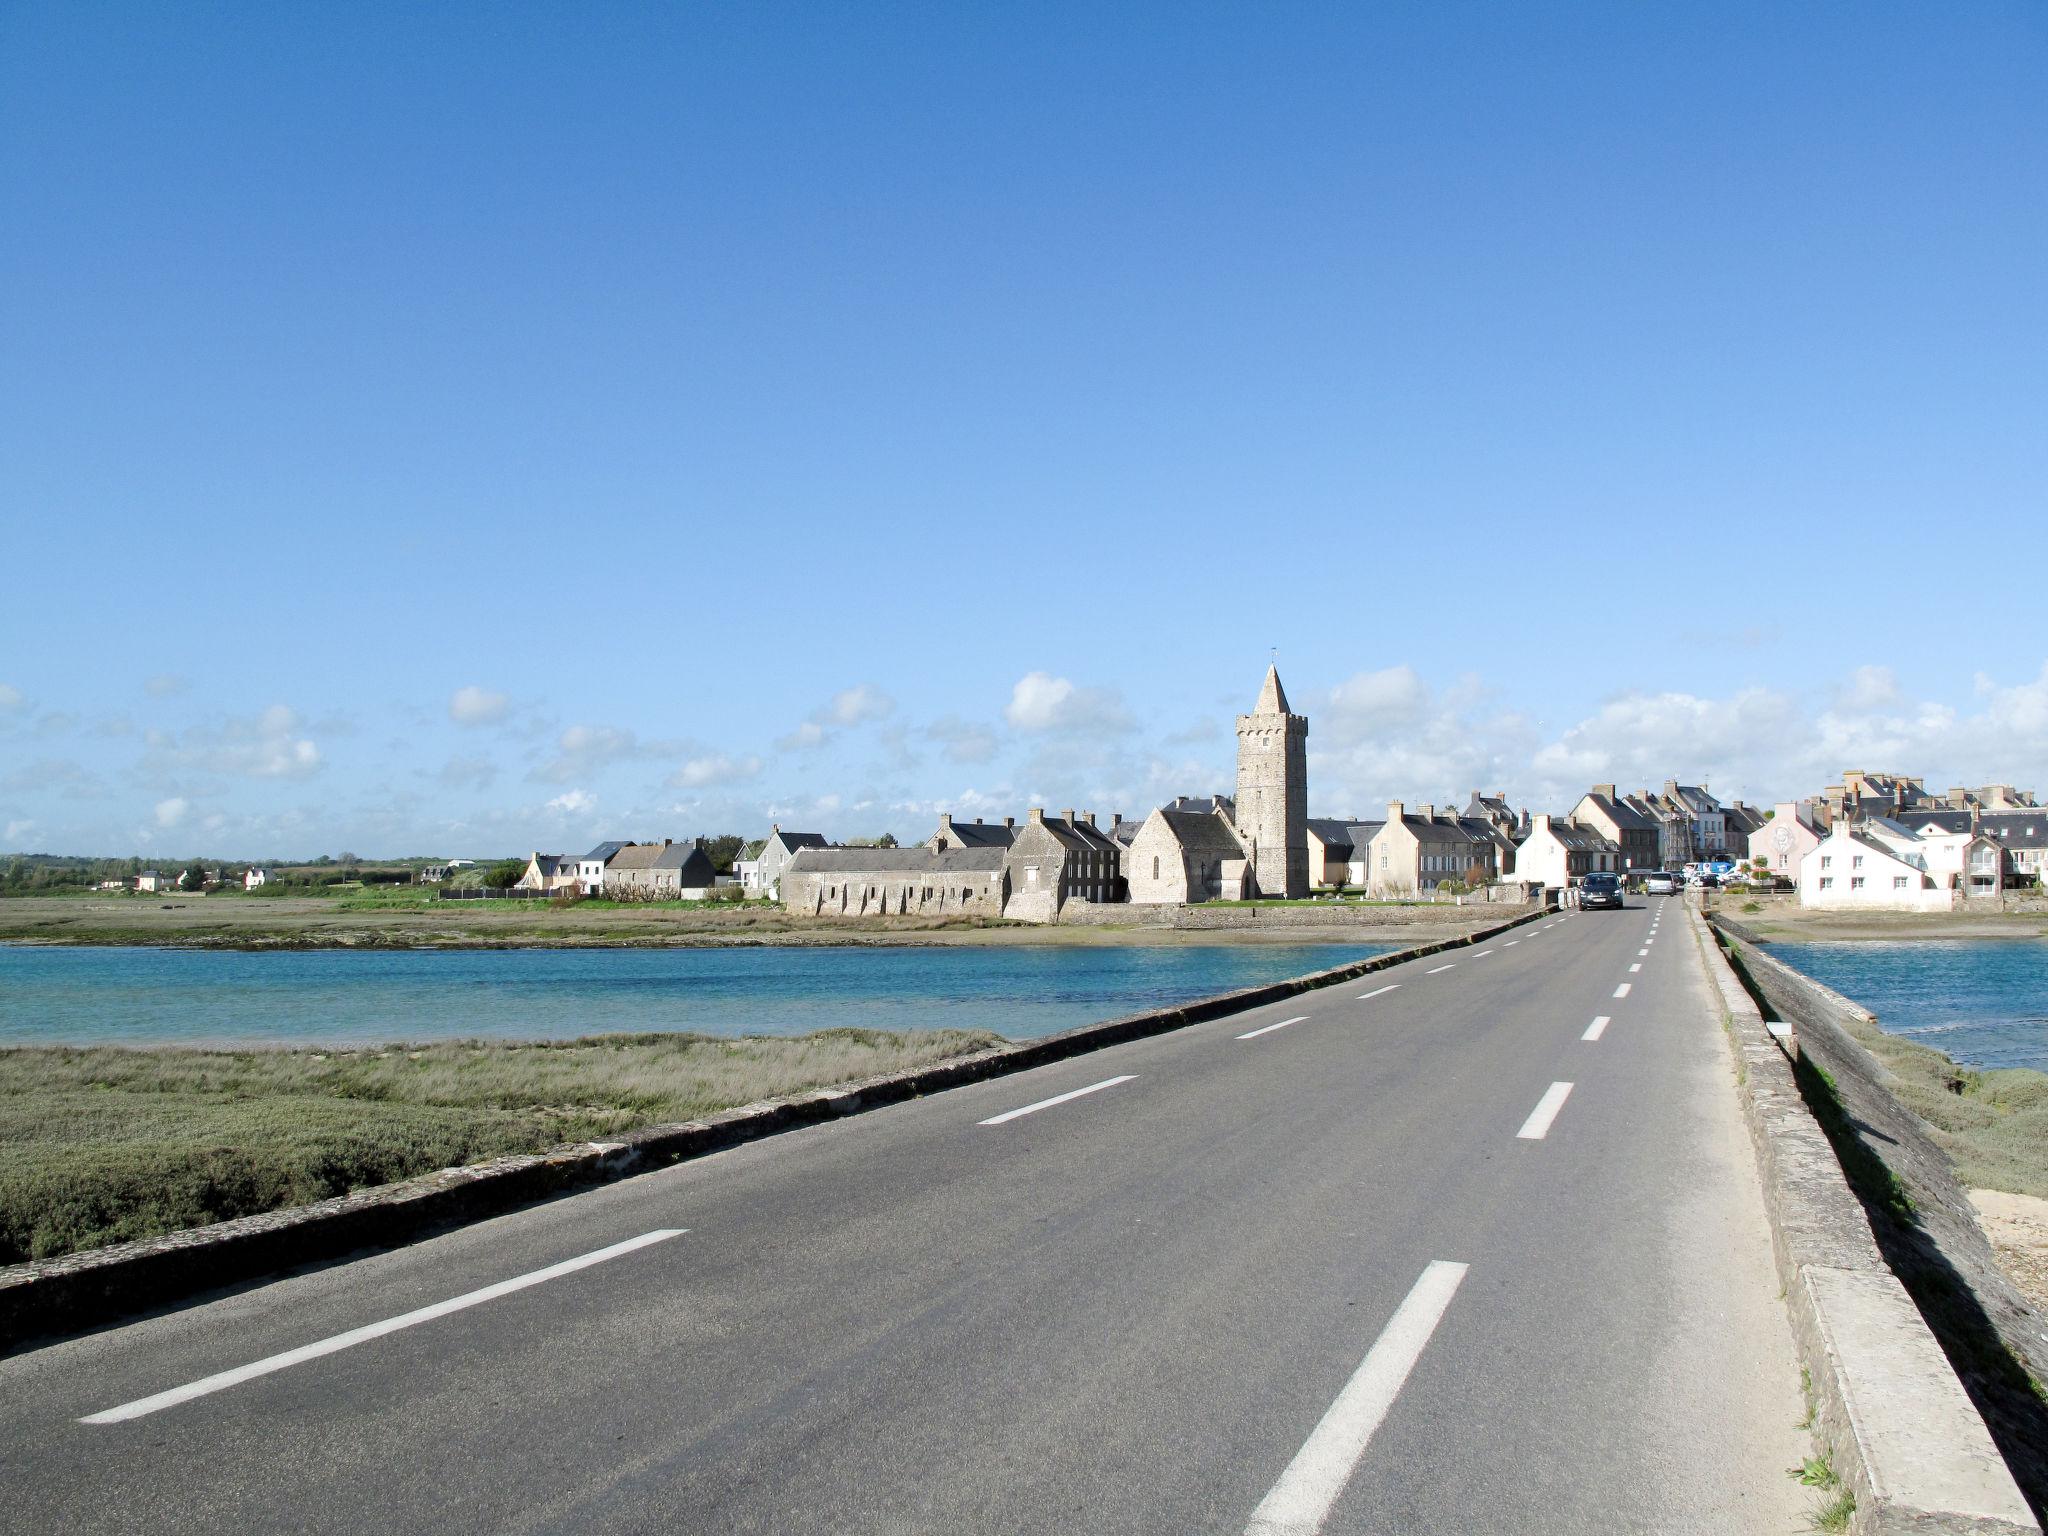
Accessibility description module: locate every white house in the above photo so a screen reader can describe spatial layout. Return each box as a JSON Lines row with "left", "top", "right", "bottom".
{"left": 243, "top": 867, "right": 270, "bottom": 890}
{"left": 1747, "top": 801, "right": 1825, "bottom": 880}
{"left": 1797, "top": 825, "right": 1951, "bottom": 911}
{"left": 742, "top": 826, "right": 831, "bottom": 901}
{"left": 1513, "top": 814, "right": 1618, "bottom": 890}
{"left": 135, "top": 870, "right": 169, "bottom": 893}
{"left": 575, "top": 841, "right": 634, "bottom": 896}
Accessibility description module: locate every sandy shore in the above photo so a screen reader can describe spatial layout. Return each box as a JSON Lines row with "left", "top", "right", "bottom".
{"left": 1971, "top": 1189, "right": 2048, "bottom": 1317}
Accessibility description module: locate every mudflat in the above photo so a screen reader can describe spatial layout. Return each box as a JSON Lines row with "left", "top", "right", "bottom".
{"left": 0, "top": 893, "right": 1517, "bottom": 949}
{"left": 1714, "top": 896, "right": 2048, "bottom": 944}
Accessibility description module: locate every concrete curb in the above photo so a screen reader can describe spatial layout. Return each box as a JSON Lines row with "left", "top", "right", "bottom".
{"left": 1685, "top": 903, "right": 2037, "bottom": 1535}
{"left": 0, "top": 906, "right": 1545, "bottom": 1352}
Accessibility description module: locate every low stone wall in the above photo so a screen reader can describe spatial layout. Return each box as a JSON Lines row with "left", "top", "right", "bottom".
{"left": 0, "top": 904, "right": 1548, "bottom": 1353}
{"left": 1058, "top": 898, "right": 1536, "bottom": 929}
{"left": 1700, "top": 909, "right": 2042, "bottom": 1532}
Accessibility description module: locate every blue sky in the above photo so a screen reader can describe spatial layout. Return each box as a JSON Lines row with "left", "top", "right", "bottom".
{"left": 3, "top": 2, "right": 2044, "bottom": 856}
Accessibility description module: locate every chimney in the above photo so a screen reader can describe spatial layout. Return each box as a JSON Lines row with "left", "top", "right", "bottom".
{"left": 974, "top": 817, "right": 984, "bottom": 824}
{"left": 939, "top": 812, "right": 954, "bottom": 832}
{"left": 1028, "top": 808, "right": 1045, "bottom": 824}
{"left": 1419, "top": 803, "right": 1435, "bottom": 821}
{"left": 771, "top": 823, "right": 780, "bottom": 834}
{"left": 1534, "top": 813, "right": 1552, "bottom": 832}
{"left": 1083, "top": 811, "right": 1097, "bottom": 827}
{"left": 1061, "top": 808, "right": 1075, "bottom": 824}
{"left": 1593, "top": 783, "right": 1616, "bottom": 800}
{"left": 1388, "top": 800, "right": 1405, "bottom": 822}
{"left": 662, "top": 837, "right": 673, "bottom": 848}
{"left": 1003, "top": 816, "right": 1014, "bottom": 828}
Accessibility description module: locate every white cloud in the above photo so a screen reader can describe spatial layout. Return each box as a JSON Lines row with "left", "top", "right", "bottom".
{"left": 0, "top": 683, "right": 22, "bottom": 711}
{"left": 776, "top": 720, "right": 828, "bottom": 752}
{"left": 671, "top": 753, "right": 763, "bottom": 789}
{"left": 827, "top": 684, "right": 895, "bottom": 726}
{"left": 154, "top": 797, "right": 189, "bottom": 828}
{"left": 776, "top": 684, "right": 897, "bottom": 751}
{"left": 448, "top": 686, "right": 510, "bottom": 726}
{"left": 1839, "top": 665, "right": 1900, "bottom": 711}
{"left": 1004, "top": 672, "right": 1132, "bottom": 734}
{"left": 546, "top": 789, "right": 596, "bottom": 815}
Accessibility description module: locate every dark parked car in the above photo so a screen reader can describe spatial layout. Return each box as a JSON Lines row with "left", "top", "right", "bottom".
{"left": 1580, "top": 871, "right": 1625, "bottom": 910}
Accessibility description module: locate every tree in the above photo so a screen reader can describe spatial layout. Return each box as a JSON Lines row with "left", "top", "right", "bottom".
{"left": 700, "top": 834, "right": 745, "bottom": 873}
{"left": 180, "top": 862, "right": 207, "bottom": 890}
{"left": 484, "top": 859, "right": 527, "bottom": 889}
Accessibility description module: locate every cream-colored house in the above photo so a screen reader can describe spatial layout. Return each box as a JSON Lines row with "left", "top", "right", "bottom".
{"left": 513, "top": 852, "right": 579, "bottom": 893}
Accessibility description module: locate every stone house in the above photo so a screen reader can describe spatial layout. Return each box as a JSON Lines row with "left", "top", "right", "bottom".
{"left": 741, "top": 826, "right": 829, "bottom": 901}
{"left": 1569, "top": 786, "right": 1661, "bottom": 875}
{"left": 575, "top": 840, "right": 634, "bottom": 896}
{"left": 1662, "top": 781, "right": 1727, "bottom": 859}
{"left": 604, "top": 839, "right": 720, "bottom": 899}
{"left": 1002, "top": 809, "right": 1123, "bottom": 921}
{"left": 1625, "top": 790, "right": 1694, "bottom": 870}
{"left": 780, "top": 845, "right": 1009, "bottom": 917}
{"left": 929, "top": 814, "right": 1018, "bottom": 852}
{"left": 513, "top": 852, "right": 577, "bottom": 893}
{"left": 1366, "top": 803, "right": 1497, "bottom": 895}
{"left": 1126, "top": 806, "right": 1251, "bottom": 903}
{"left": 1722, "top": 801, "right": 1768, "bottom": 859}
{"left": 1748, "top": 802, "right": 1826, "bottom": 880}
{"left": 1514, "top": 814, "right": 1619, "bottom": 890}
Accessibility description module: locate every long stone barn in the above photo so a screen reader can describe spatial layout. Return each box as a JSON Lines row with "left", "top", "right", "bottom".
{"left": 779, "top": 845, "right": 1010, "bottom": 917}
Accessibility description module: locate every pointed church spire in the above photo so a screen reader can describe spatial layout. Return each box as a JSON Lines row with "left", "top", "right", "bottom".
{"left": 1254, "top": 663, "right": 1290, "bottom": 717}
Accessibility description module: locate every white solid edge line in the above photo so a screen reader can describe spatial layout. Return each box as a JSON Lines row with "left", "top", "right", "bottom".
{"left": 1239, "top": 1015, "right": 1312, "bottom": 1040}
{"left": 1358, "top": 984, "right": 1400, "bottom": 1000}
{"left": 979, "top": 1074, "right": 1136, "bottom": 1126}
{"left": 1243, "top": 1260, "right": 1469, "bottom": 1536}
{"left": 1425, "top": 964, "right": 1455, "bottom": 975}
{"left": 80, "top": 1229, "right": 687, "bottom": 1425}
{"left": 1582, "top": 1015, "right": 1611, "bottom": 1041}
{"left": 1516, "top": 1081, "right": 1575, "bottom": 1140}
{"left": 1613, "top": 982, "right": 1632, "bottom": 998}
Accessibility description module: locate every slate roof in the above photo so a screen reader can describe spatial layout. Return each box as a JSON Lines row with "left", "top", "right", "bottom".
{"left": 784, "top": 846, "right": 1007, "bottom": 876}
{"left": 1306, "top": 818, "right": 1359, "bottom": 850}
{"left": 768, "top": 830, "right": 828, "bottom": 853}
{"left": 1578, "top": 791, "right": 1657, "bottom": 832}
{"left": 1160, "top": 794, "right": 1236, "bottom": 820}
{"left": 1393, "top": 814, "right": 1488, "bottom": 844}
{"left": 651, "top": 842, "right": 717, "bottom": 878}
{"left": 1522, "top": 821, "right": 1616, "bottom": 854}
{"left": 1891, "top": 810, "right": 2048, "bottom": 849}
{"left": 1667, "top": 784, "right": 1722, "bottom": 817}
{"left": 940, "top": 820, "right": 1019, "bottom": 849}
{"left": 1155, "top": 808, "right": 1248, "bottom": 854}
{"left": 579, "top": 840, "right": 633, "bottom": 864}
{"left": 1034, "top": 816, "right": 1121, "bottom": 853}
{"left": 529, "top": 854, "right": 570, "bottom": 876}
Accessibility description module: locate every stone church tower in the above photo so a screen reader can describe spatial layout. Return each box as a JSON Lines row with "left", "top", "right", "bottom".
{"left": 1235, "top": 665, "right": 1308, "bottom": 898}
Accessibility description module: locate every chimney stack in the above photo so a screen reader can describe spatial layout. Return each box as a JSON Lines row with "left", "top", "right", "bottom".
{"left": 1028, "top": 808, "right": 1044, "bottom": 824}
{"left": 1420, "top": 803, "right": 1435, "bottom": 820}
{"left": 1388, "top": 800, "right": 1405, "bottom": 822}
{"left": 1061, "top": 808, "right": 1075, "bottom": 824}
{"left": 1593, "top": 783, "right": 1616, "bottom": 800}
{"left": 1004, "top": 816, "right": 1014, "bottom": 828}
{"left": 1083, "top": 811, "right": 1097, "bottom": 827}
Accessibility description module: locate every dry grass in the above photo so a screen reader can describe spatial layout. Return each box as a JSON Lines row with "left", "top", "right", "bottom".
{"left": 0, "top": 1027, "right": 1000, "bottom": 1264}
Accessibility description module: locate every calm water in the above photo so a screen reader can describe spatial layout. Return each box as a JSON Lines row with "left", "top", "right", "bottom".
{"left": 1773, "top": 940, "right": 2048, "bottom": 1072}
{"left": 0, "top": 943, "right": 1389, "bottom": 1048}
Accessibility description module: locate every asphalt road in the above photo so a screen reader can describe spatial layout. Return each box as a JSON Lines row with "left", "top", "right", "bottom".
{"left": 0, "top": 899, "right": 1811, "bottom": 1534}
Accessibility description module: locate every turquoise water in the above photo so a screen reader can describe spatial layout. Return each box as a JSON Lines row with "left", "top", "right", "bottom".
{"left": 0, "top": 943, "right": 1389, "bottom": 1048}
{"left": 1773, "top": 940, "right": 2048, "bottom": 1073}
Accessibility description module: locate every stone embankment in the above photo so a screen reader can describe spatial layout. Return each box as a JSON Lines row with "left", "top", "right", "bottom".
{"left": 1698, "top": 907, "right": 2041, "bottom": 1533}
{"left": 1058, "top": 896, "right": 1534, "bottom": 929}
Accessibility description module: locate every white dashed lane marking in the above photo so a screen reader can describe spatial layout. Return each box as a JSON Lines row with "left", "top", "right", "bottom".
{"left": 980, "top": 1075, "right": 1136, "bottom": 1126}
{"left": 1516, "top": 1082, "right": 1575, "bottom": 1141}
{"left": 1582, "top": 1016, "right": 1610, "bottom": 1041}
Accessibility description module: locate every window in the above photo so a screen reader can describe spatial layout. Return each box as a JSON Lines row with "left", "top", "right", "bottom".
{"left": 1821, "top": 856, "right": 1832, "bottom": 869}
{"left": 1850, "top": 877, "right": 1864, "bottom": 890}
{"left": 1851, "top": 855, "right": 1863, "bottom": 869}
{"left": 1820, "top": 877, "right": 1834, "bottom": 889}
{"left": 1893, "top": 876, "right": 1908, "bottom": 890}
{"left": 1152, "top": 856, "right": 1160, "bottom": 879}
